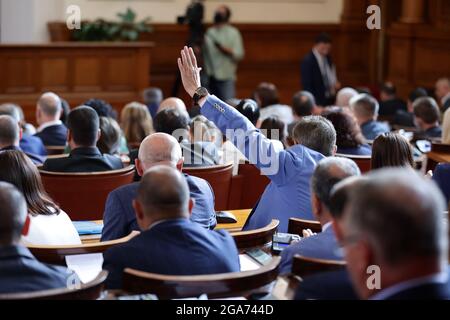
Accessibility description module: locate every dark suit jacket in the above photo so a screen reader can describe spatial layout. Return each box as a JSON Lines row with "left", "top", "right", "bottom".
{"left": 279, "top": 226, "right": 343, "bottom": 274}
{"left": 181, "top": 141, "right": 221, "bottom": 167}
{"left": 295, "top": 269, "right": 358, "bottom": 300}
{"left": 414, "top": 126, "right": 442, "bottom": 141}
{"left": 42, "top": 147, "right": 123, "bottom": 173}
{"left": 20, "top": 134, "right": 47, "bottom": 156}
{"left": 103, "top": 219, "right": 240, "bottom": 289}
{"left": 0, "top": 245, "right": 76, "bottom": 294}
{"left": 0, "top": 145, "right": 45, "bottom": 165}
{"left": 101, "top": 174, "right": 217, "bottom": 241}
{"left": 34, "top": 124, "right": 68, "bottom": 146}
{"left": 394, "top": 110, "right": 415, "bottom": 128}
{"left": 301, "top": 51, "right": 334, "bottom": 106}
{"left": 379, "top": 98, "right": 407, "bottom": 116}
{"left": 433, "top": 163, "right": 450, "bottom": 205}
{"left": 382, "top": 282, "right": 450, "bottom": 300}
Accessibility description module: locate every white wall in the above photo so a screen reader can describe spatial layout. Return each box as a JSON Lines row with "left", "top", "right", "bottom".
{"left": 1, "top": 0, "right": 343, "bottom": 43}
{"left": 0, "top": 0, "right": 64, "bottom": 42}
{"left": 63, "top": 0, "right": 343, "bottom": 24}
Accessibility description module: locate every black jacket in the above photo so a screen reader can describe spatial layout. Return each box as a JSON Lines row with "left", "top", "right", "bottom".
{"left": 42, "top": 147, "right": 123, "bottom": 173}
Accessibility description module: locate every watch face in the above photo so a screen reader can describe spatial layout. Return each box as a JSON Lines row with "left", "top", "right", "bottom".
{"left": 196, "top": 87, "right": 208, "bottom": 96}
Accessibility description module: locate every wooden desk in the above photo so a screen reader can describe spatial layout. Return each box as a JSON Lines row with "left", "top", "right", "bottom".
{"left": 427, "top": 151, "right": 450, "bottom": 164}
{"left": 0, "top": 42, "right": 153, "bottom": 123}
{"left": 426, "top": 151, "right": 450, "bottom": 171}
{"left": 79, "top": 209, "right": 252, "bottom": 244}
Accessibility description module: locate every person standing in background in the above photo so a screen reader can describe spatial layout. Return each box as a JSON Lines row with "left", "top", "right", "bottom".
{"left": 301, "top": 33, "right": 340, "bottom": 107}
{"left": 174, "top": 0, "right": 206, "bottom": 97}
{"left": 204, "top": 5, "right": 244, "bottom": 101}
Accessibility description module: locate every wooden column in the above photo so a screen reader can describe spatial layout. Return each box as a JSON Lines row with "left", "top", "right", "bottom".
{"left": 400, "top": 0, "right": 425, "bottom": 23}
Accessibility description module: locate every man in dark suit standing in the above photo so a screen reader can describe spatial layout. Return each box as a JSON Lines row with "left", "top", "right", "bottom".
{"left": 42, "top": 106, "right": 123, "bottom": 172}
{"left": 337, "top": 169, "right": 450, "bottom": 300}
{"left": 34, "top": 92, "right": 68, "bottom": 147}
{"left": 279, "top": 157, "right": 360, "bottom": 274}
{"left": 301, "top": 33, "right": 340, "bottom": 107}
{"left": 101, "top": 132, "right": 217, "bottom": 241}
{"left": 103, "top": 165, "right": 240, "bottom": 289}
{"left": 0, "top": 182, "right": 76, "bottom": 293}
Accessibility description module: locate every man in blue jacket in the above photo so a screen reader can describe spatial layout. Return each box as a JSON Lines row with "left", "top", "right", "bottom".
{"left": 279, "top": 157, "right": 360, "bottom": 274}
{"left": 101, "top": 132, "right": 217, "bottom": 241}
{"left": 0, "top": 182, "right": 76, "bottom": 294}
{"left": 103, "top": 166, "right": 240, "bottom": 289}
{"left": 177, "top": 46, "right": 337, "bottom": 232}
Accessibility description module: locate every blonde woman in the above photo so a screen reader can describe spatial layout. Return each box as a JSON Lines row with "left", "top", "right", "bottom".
{"left": 121, "top": 102, "right": 153, "bottom": 150}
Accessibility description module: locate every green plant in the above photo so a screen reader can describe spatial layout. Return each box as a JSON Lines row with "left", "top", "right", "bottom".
{"left": 73, "top": 8, "right": 152, "bottom": 41}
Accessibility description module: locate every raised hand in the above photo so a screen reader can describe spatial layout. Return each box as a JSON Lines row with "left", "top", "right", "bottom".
{"left": 177, "top": 46, "right": 202, "bottom": 98}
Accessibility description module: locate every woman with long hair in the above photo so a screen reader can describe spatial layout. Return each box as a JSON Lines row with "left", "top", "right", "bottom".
{"left": 0, "top": 150, "right": 81, "bottom": 245}
{"left": 371, "top": 132, "right": 415, "bottom": 170}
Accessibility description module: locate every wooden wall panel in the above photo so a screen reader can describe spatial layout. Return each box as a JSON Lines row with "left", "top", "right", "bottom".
{"left": 0, "top": 43, "right": 153, "bottom": 123}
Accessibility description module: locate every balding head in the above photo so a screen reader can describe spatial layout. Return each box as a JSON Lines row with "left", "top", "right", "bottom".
{"left": 340, "top": 169, "right": 447, "bottom": 299}
{"left": 136, "top": 133, "right": 183, "bottom": 176}
{"left": 36, "top": 92, "right": 62, "bottom": 124}
{"left": 0, "top": 182, "right": 28, "bottom": 245}
{"left": 158, "top": 97, "right": 188, "bottom": 116}
{"left": 336, "top": 87, "right": 358, "bottom": 108}
{"left": 133, "top": 166, "right": 192, "bottom": 229}
{"left": 0, "top": 115, "right": 20, "bottom": 148}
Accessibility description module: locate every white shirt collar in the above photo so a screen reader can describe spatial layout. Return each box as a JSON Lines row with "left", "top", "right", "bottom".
{"left": 370, "top": 272, "right": 448, "bottom": 300}
{"left": 37, "top": 120, "right": 63, "bottom": 133}
{"left": 322, "top": 221, "right": 333, "bottom": 232}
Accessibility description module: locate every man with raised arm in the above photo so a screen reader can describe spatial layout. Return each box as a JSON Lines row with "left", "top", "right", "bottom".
{"left": 177, "top": 47, "right": 337, "bottom": 232}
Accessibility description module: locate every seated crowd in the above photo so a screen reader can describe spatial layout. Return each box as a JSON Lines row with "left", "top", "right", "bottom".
{"left": 0, "top": 46, "right": 449, "bottom": 300}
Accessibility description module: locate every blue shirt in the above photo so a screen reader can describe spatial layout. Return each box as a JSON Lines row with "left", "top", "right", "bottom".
{"left": 279, "top": 223, "right": 343, "bottom": 274}
{"left": 20, "top": 134, "right": 47, "bottom": 156}
{"left": 201, "top": 95, "right": 324, "bottom": 232}
{"left": 337, "top": 144, "right": 372, "bottom": 156}
{"left": 361, "top": 120, "right": 390, "bottom": 141}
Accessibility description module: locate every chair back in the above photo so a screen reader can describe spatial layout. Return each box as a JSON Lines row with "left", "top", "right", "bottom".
{"left": 432, "top": 143, "right": 450, "bottom": 153}
{"left": 288, "top": 218, "right": 322, "bottom": 235}
{"left": 45, "top": 145, "right": 66, "bottom": 155}
{"left": 336, "top": 154, "right": 371, "bottom": 173}
{"left": 39, "top": 166, "right": 135, "bottom": 220}
{"left": 0, "top": 271, "right": 108, "bottom": 300}
{"left": 237, "top": 163, "right": 271, "bottom": 209}
{"left": 27, "top": 231, "right": 139, "bottom": 266}
{"left": 122, "top": 257, "right": 281, "bottom": 299}
{"left": 183, "top": 163, "right": 233, "bottom": 210}
{"left": 230, "top": 219, "right": 279, "bottom": 251}
{"left": 291, "top": 255, "right": 346, "bottom": 279}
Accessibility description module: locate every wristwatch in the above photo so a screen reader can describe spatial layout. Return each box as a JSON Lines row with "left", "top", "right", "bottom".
{"left": 193, "top": 87, "right": 209, "bottom": 105}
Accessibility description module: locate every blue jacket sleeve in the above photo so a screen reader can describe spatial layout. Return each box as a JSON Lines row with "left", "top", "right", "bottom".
{"left": 101, "top": 191, "right": 127, "bottom": 241}
{"left": 201, "top": 95, "right": 301, "bottom": 186}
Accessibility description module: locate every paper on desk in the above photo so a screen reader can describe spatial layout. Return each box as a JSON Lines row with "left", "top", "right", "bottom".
{"left": 65, "top": 253, "right": 103, "bottom": 284}
{"left": 239, "top": 254, "right": 260, "bottom": 272}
